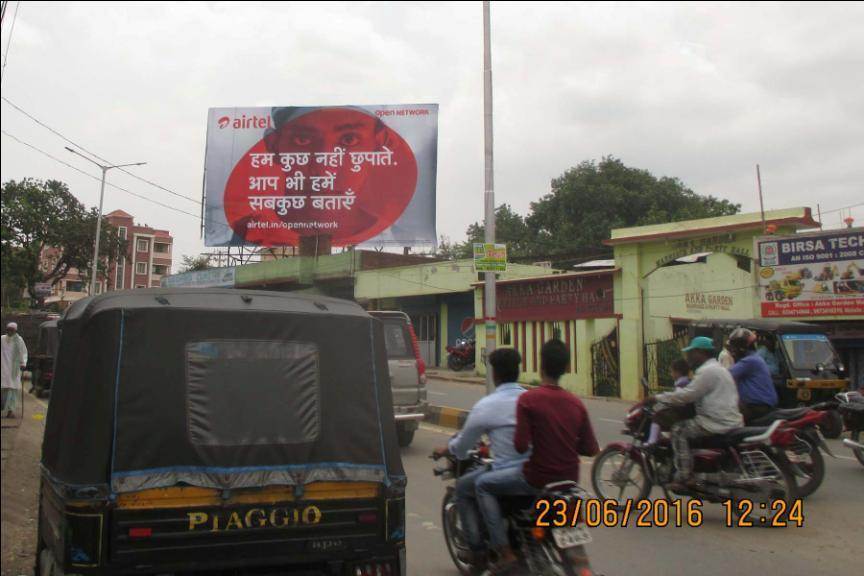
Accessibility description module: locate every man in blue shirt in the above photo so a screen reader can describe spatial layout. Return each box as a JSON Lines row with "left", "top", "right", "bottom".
{"left": 434, "top": 347, "right": 527, "bottom": 564}
{"left": 727, "top": 328, "right": 779, "bottom": 423}
{"left": 756, "top": 336, "right": 781, "bottom": 376}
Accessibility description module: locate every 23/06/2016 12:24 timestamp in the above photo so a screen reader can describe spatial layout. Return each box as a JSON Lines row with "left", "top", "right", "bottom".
{"left": 535, "top": 498, "right": 805, "bottom": 528}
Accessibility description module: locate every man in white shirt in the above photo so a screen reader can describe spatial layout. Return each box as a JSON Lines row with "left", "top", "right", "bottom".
{"left": 1, "top": 322, "right": 28, "bottom": 418}
{"left": 433, "top": 347, "right": 527, "bottom": 565}
{"left": 649, "top": 336, "right": 743, "bottom": 487}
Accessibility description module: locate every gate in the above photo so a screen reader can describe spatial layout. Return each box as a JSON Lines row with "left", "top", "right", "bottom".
{"left": 592, "top": 328, "right": 620, "bottom": 397}
{"left": 643, "top": 328, "right": 690, "bottom": 394}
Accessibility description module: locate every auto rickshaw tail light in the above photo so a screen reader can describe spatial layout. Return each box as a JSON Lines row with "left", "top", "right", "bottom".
{"left": 128, "top": 527, "right": 152, "bottom": 538}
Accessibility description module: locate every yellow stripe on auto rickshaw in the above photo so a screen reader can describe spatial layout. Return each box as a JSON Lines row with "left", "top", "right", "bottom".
{"left": 115, "top": 482, "right": 381, "bottom": 510}
{"left": 786, "top": 379, "right": 848, "bottom": 390}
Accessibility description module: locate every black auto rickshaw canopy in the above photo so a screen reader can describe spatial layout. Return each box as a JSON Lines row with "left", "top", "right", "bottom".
{"left": 37, "top": 319, "right": 60, "bottom": 358}
{"left": 42, "top": 289, "right": 404, "bottom": 495}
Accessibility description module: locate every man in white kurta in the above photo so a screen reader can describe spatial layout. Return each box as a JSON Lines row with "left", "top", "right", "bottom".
{"left": 2, "top": 322, "right": 28, "bottom": 417}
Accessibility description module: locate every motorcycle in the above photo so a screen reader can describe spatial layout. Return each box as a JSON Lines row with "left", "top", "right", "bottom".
{"left": 432, "top": 446, "right": 594, "bottom": 576}
{"left": 749, "top": 406, "right": 835, "bottom": 498}
{"left": 591, "top": 399, "right": 800, "bottom": 517}
{"left": 836, "top": 391, "right": 864, "bottom": 466}
{"left": 447, "top": 337, "right": 476, "bottom": 372}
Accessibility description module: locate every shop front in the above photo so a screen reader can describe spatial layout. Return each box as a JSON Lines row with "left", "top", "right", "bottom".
{"left": 473, "top": 270, "right": 619, "bottom": 396}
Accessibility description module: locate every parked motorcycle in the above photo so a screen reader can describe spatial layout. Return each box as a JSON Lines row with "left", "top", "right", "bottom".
{"left": 447, "top": 337, "right": 476, "bottom": 372}
{"left": 836, "top": 391, "right": 864, "bottom": 466}
{"left": 433, "top": 446, "right": 594, "bottom": 576}
{"left": 591, "top": 400, "right": 800, "bottom": 517}
{"left": 749, "top": 407, "right": 834, "bottom": 498}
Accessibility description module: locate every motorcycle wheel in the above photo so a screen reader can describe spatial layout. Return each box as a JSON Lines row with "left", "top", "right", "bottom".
{"left": 781, "top": 432, "right": 825, "bottom": 498}
{"left": 591, "top": 445, "right": 651, "bottom": 507}
{"left": 730, "top": 450, "right": 798, "bottom": 526}
{"left": 448, "top": 355, "right": 465, "bottom": 372}
{"left": 441, "top": 490, "right": 483, "bottom": 576}
{"left": 819, "top": 410, "right": 844, "bottom": 439}
{"left": 852, "top": 430, "right": 864, "bottom": 467}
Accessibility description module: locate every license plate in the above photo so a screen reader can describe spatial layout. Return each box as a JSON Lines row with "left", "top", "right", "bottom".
{"left": 552, "top": 524, "right": 592, "bottom": 549}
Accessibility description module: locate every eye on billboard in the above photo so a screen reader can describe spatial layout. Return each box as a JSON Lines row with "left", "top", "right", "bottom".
{"left": 203, "top": 104, "right": 438, "bottom": 248}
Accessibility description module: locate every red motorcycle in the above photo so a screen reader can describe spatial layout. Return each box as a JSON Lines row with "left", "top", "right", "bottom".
{"left": 748, "top": 406, "right": 835, "bottom": 497}
{"left": 591, "top": 399, "right": 800, "bottom": 517}
{"left": 446, "top": 337, "right": 476, "bottom": 372}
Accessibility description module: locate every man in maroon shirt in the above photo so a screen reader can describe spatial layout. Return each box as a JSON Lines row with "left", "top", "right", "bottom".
{"left": 475, "top": 339, "right": 599, "bottom": 573}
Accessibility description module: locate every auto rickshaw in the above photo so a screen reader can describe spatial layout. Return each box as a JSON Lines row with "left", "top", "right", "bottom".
{"left": 689, "top": 318, "right": 849, "bottom": 407}
{"left": 31, "top": 319, "right": 60, "bottom": 397}
{"left": 38, "top": 289, "right": 406, "bottom": 576}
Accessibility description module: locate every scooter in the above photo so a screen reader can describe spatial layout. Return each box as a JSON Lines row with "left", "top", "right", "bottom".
{"left": 837, "top": 391, "right": 864, "bottom": 466}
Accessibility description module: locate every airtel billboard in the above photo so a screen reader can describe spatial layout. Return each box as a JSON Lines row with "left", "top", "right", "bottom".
{"left": 202, "top": 104, "right": 438, "bottom": 248}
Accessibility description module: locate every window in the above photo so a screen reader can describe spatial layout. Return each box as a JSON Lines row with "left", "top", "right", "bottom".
{"left": 382, "top": 322, "right": 412, "bottom": 358}
{"left": 153, "top": 265, "right": 168, "bottom": 276}
{"left": 136, "top": 262, "right": 147, "bottom": 275}
{"left": 118, "top": 226, "right": 127, "bottom": 240}
{"left": 186, "top": 341, "right": 320, "bottom": 446}
{"left": 137, "top": 239, "right": 149, "bottom": 252}
{"left": 65, "top": 281, "right": 84, "bottom": 293}
{"left": 116, "top": 257, "right": 125, "bottom": 290}
{"left": 499, "top": 323, "right": 512, "bottom": 346}
{"left": 154, "top": 242, "right": 170, "bottom": 254}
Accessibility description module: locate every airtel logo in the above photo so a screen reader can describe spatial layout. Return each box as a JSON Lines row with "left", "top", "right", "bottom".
{"left": 216, "top": 115, "right": 273, "bottom": 129}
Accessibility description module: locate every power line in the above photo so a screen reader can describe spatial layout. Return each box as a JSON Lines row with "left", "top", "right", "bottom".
{"left": 0, "top": 96, "right": 201, "bottom": 205}
{"left": 0, "top": 0, "right": 20, "bottom": 84}
{"left": 1, "top": 128, "right": 217, "bottom": 225}
{"left": 819, "top": 202, "right": 863, "bottom": 216}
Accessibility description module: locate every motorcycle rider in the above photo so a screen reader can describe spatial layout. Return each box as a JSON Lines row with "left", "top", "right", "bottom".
{"left": 726, "top": 328, "right": 779, "bottom": 424}
{"left": 433, "top": 347, "right": 527, "bottom": 565}
{"left": 649, "top": 336, "right": 743, "bottom": 490}
{"left": 475, "top": 339, "right": 598, "bottom": 574}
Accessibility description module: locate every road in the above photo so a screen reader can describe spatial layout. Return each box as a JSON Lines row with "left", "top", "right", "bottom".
{"left": 406, "top": 422, "right": 861, "bottom": 576}
{"left": 418, "top": 376, "right": 862, "bottom": 575}
{"left": 3, "top": 385, "right": 862, "bottom": 576}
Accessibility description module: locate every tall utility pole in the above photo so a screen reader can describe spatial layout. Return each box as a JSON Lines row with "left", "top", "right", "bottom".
{"left": 482, "top": 0, "right": 496, "bottom": 394}
{"left": 756, "top": 164, "right": 766, "bottom": 234}
{"left": 66, "top": 147, "right": 146, "bottom": 295}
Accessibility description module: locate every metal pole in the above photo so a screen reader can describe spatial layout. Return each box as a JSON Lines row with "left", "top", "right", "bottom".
{"left": 483, "top": 0, "right": 496, "bottom": 394}
{"left": 756, "top": 164, "right": 766, "bottom": 234}
{"left": 90, "top": 167, "right": 108, "bottom": 295}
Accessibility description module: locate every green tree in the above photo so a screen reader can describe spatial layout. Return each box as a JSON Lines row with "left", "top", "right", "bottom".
{"left": 1, "top": 179, "right": 126, "bottom": 299}
{"left": 525, "top": 157, "right": 740, "bottom": 256}
{"left": 179, "top": 254, "right": 212, "bottom": 272}
{"left": 464, "top": 204, "right": 533, "bottom": 258}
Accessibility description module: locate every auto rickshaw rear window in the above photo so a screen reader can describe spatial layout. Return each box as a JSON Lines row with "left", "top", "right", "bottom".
{"left": 186, "top": 340, "right": 320, "bottom": 446}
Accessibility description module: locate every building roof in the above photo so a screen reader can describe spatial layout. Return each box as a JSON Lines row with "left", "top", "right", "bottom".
{"left": 573, "top": 259, "right": 616, "bottom": 269}
{"left": 471, "top": 268, "right": 618, "bottom": 287}
{"left": 106, "top": 209, "right": 134, "bottom": 219}
{"left": 604, "top": 207, "right": 820, "bottom": 246}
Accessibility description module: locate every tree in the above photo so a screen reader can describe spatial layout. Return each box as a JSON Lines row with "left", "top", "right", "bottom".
{"left": 459, "top": 157, "right": 741, "bottom": 261}
{"left": 1, "top": 179, "right": 126, "bottom": 299}
{"left": 525, "top": 157, "right": 740, "bottom": 256}
{"left": 179, "top": 255, "right": 212, "bottom": 272}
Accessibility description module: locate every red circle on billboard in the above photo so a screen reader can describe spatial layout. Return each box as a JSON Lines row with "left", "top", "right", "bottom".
{"left": 223, "top": 108, "right": 418, "bottom": 246}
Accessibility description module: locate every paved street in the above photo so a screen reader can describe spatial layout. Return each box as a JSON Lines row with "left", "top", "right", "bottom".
{"left": 3, "top": 386, "right": 862, "bottom": 576}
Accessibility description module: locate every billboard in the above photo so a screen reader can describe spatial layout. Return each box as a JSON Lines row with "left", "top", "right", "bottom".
{"left": 203, "top": 104, "right": 438, "bottom": 247}
{"left": 473, "top": 243, "right": 507, "bottom": 272}
{"left": 495, "top": 273, "right": 615, "bottom": 322}
{"left": 755, "top": 228, "right": 864, "bottom": 317}
{"left": 161, "top": 267, "right": 236, "bottom": 288}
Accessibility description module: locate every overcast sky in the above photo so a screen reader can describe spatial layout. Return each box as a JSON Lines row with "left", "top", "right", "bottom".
{"left": 2, "top": 1, "right": 862, "bottom": 269}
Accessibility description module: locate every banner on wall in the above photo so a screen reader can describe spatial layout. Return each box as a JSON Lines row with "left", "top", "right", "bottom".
{"left": 203, "top": 104, "right": 438, "bottom": 247}
{"left": 755, "top": 228, "right": 864, "bottom": 317}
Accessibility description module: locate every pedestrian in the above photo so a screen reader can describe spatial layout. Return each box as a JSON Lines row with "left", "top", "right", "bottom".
{"left": 1, "top": 322, "right": 28, "bottom": 418}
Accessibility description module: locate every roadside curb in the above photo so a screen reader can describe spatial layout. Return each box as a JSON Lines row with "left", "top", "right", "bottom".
{"left": 426, "top": 371, "right": 485, "bottom": 386}
{"left": 425, "top": 405, "right": 468, "bottom": 430}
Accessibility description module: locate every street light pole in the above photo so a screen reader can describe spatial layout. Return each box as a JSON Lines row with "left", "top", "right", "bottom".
{"left": 65, "top": 147, "right": 146, "bottom": 295}
{"left": 482, "top": 0, "right": 496, "bottom": 394}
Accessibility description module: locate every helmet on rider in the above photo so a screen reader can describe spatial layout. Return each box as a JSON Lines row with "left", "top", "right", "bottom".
{"left": 727, "top": 327, "right": 757, "bottom": 361}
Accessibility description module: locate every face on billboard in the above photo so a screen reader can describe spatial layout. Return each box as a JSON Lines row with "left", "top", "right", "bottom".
{"left": 221, "top": 107, "right": 419, "bottom": 246}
